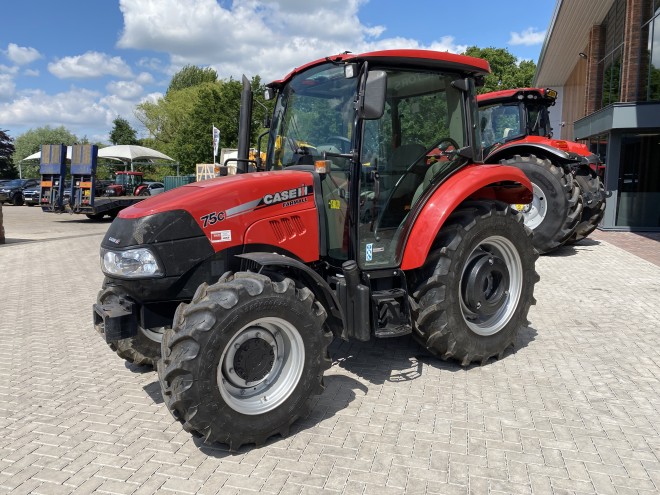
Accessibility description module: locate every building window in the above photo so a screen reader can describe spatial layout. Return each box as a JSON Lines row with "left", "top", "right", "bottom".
{"left": 646, "top": 11, "right": 660, "bottom": 101}
{"left": 601, "top": 47, "right": 623, "bottom": 107}
{"left": 615, "top": 131, "right": 660, "bottom": 227}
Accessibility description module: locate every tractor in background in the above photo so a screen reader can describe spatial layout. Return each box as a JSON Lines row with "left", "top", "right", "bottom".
{"left": 478, "top": 88, "right": 605, "bottom": 253}
{"left": 94, "top": 50, "right": 540, "bottom": 449}
{"left": 105, "top": 171, "right": 146, "bottom": 197}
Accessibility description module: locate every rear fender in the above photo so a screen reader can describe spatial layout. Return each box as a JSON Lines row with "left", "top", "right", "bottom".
{"left": 486, "top": 142, "right": 571, "bottom": 164}
{"left": 400, "top": 164, "right": 531, "bottom": 270}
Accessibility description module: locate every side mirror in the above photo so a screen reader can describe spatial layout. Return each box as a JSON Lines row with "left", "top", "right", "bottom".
{"left": 360, "top": 70, "right": 386, "bottom": 120}
{"left": 264, "top": 88, "right": 275, "bottom": 101}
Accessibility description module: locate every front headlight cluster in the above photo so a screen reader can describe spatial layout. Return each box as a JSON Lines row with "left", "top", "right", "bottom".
{"left": 101, "top": 247, "right": 163, "bottom": 278}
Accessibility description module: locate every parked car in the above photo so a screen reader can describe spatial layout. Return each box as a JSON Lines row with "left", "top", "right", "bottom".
{"left": 23, "top": 183, "right": 41, "bottom": 206}
{"left": 142, "top": 181, "right": 164, "bottom": 196}
{"left": 0, "top": 178, "right": 39, "bottom": 206}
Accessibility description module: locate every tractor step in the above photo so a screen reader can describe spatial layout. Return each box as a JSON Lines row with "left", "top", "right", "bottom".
{"left": 371, "top": 288, "right": 412, "bottom": 338}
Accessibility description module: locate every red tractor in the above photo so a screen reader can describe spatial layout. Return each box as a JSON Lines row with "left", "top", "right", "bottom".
{"left": 94, "top": 50, "right": 539, "bottom": 449}
{"left": 477, "top": 88, "right": 606, "bottom": 253}
{"left": 105, "top": 171, "right": 146, "bottom": 197}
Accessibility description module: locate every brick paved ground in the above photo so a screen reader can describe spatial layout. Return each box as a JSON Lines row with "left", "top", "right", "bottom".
{"left": 1, "top": 207, "right": 660, "bottom": 494}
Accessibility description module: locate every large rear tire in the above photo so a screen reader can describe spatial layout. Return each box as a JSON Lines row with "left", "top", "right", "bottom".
{"left": 503, "top": 155, "right": 582, "bottom": 253}
{"left": 566, "top": 168, "right": 605, "bottom": 244}
{"left": 158, "top": 272, "right": 332, "bottom": 449}
{"left": 412, "top": 201, "right": 538, "bottom": 366}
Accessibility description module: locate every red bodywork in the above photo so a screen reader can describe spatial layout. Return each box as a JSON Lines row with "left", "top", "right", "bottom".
{"left": 120, "top": 171, "right": 320, "bottom": 263}
{"left": 269, "top": 49, "right": 490, "bottom": 88}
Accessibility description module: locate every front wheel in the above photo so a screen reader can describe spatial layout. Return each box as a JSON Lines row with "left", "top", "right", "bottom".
{"left": 412, "top": 200, "right": 539, "bottom": 366}
{"left": 96, "top": 284, "right": 162, "bottom": 366}
{"left": 158, "top": 272, "right": 332, "bottom": 449}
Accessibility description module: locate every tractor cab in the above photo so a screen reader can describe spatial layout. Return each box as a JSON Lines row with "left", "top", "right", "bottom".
{"left": 477, "top": 88, "right": 556, "bottom": 154}
{"left": 105, "top": 171, "right": 144, "bottom": 196}
{"left": 263, "top": 53, "right": 484, "bottom": 270}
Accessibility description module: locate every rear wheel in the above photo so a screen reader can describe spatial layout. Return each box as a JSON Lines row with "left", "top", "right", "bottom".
{"left": 503, "top": 155, "right": 582, "bottom": 253}
{"left": 86, "top": 213, "right": 105, "bottom": 220}
{"left": 412, "top": 200, "right": 538, "bottom": 366}
{"left": 158, "top": 272, "right": 332, "bottom": 449}
{"left": 566, "top": 168, "right": 605, "bottom": 244}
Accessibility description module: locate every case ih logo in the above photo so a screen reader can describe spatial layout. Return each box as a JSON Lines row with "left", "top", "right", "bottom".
{"left": 260, "top": 185, "right": 313, "bottom": 208}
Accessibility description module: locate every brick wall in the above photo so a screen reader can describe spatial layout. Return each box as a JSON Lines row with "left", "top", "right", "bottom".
{"left": 585, "top": 25, "right": 605, "bottom": 114}
{"left": 621, "top": 0, "right": 645, "bottom": 101}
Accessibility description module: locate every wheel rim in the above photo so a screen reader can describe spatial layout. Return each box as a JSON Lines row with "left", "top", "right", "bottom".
{"left": 217, "top": 317, "right": 305, "bottom": 415}
{"left": 140, "top": 326, "right": 165, "bottom": 343}
{"left": 517, "top": 182, "right": 546, "bottom": 230}
{"left": 459, "top": 235, "right": 523, "bottom": 336}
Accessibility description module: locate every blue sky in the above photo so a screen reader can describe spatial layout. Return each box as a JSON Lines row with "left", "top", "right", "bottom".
{"left": 1, "top": 0, "right": 554, "bottom": 143}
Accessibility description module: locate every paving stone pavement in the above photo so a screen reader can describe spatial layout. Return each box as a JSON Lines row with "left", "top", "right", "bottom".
{"left": 1, "top": 206, "right": 660, "bottom": 495}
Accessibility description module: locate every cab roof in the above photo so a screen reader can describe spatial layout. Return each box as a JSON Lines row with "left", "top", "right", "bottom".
{"left": 268, "top": 49, "right": 491, "bottom": 88}
{"left": 477, "top": 88, "right": 556, "bottom": 105}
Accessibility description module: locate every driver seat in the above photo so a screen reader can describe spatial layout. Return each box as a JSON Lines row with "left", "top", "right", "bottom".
{"left": 382, "top": 143, "right": 426, "bottom": 192}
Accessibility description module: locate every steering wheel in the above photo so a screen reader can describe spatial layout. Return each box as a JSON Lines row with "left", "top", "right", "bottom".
{"left": 321, "top": 136, "right": 351, "bottom": 154}
{"left": 371, "top": 137, "right": 460, "bottom": 238}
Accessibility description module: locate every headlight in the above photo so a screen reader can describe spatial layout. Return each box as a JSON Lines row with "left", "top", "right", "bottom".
{"left": 101, "top": 247, "right": 163, "bottom": 278}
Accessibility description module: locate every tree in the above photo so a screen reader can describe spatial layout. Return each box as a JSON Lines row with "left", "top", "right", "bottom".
{"left": 109, "top": 116, "right": 139, "bottom": 145}
{"left": 0, "top": 130, "right": 16, "bottom": 179}
{"left": 136, "top": 74, "right": 270, "bottom": 174}
{"left": 167, "top": 65, "right": 218, "bottom": 95}
{"left": 463, "top": 46, "right": 536, "bottom": 93}
{"left": 13, "top": 125, "right": 79, "bottom": 178}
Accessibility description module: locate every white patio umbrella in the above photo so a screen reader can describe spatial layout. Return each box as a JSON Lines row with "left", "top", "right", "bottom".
{"left": 20, "top": 144, "right": 177, "bottom": 177}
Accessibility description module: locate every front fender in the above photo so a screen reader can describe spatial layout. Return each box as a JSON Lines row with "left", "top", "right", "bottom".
{"left": 400, "top": 164, "right": 531, "bottom": 270}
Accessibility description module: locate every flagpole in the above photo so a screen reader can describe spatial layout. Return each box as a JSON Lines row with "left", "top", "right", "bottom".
{"left": 212, "top": 123, "right": 216, "bottom": 165}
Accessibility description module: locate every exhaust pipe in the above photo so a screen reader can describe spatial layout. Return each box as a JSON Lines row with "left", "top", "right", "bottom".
{"left": 237, "top": 75, "right": 253, "bottom": 174}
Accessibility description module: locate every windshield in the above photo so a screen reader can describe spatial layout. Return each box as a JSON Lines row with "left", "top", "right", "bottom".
{"left": 479, "top": 102, "right": 524, "bottom": 151}
{"left": 266, "top": 63, "right": 358, "bottom": 169}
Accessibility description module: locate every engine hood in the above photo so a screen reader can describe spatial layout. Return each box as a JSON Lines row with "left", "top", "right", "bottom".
{"left": 115, "top": 170, "right": 319, "bottom": 258}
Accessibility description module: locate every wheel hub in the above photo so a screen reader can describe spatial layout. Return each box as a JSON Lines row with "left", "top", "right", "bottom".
{"left": 462, "top": 251, "right": 510, "bottom": 319}
{"left": 233, "top": 338, "right": 275, "bottom": 383}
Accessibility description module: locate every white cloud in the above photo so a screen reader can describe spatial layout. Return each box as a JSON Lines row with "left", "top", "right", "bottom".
{"left": 0, "top": 64, "right": 19, "bottom": 75}
{"left": 23, "top": 69, "right": 39, "bottom": 77}
{"left": 0, "top": 75, "right": 16, "bottom": 99}
{"left": 0, "top": 88, "right": 114, "bottom": 130}
{"left": 117, "top": 0, "right": 463, "bottom": 82}
{"left": 136, "top": 72, "right": 155, "bottom": 85}
{"left": 6, "top": 43, "right": 42, "bottom": 65}
{"left": 106, "top": 80, "right": 144, "bottom": 99}
{"left": 48, "top": 51, "right": 133, "bottom": 79}
{"left": 508, "top": 28, "right": 546, "bottom": 46}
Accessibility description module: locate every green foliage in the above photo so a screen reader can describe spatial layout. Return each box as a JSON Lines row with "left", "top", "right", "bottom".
{"left": 109, "top": 116, "right": 139, "bottom": 145}
{"left": 463, "top": 46, "right": 537, "bottom": 93}
{"left": 13, "top": 125, "right": 79, "bottom": 178}
{"left": 0, "top": 130, "right": 16, "bottom": 179}
{"left": 136, "top": 74, "right": 272, "bottom": 174}
{"left": 167, "top": 65, "right": 218, "bottom": 95}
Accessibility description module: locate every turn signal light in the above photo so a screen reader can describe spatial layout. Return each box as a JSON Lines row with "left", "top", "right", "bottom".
{"left": 315, "top": 160, "right": 330, "bottom": 174}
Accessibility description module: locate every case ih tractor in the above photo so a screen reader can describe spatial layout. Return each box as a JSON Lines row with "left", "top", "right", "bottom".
{"left": 105, "top": 171, "right": 145, "bottom": 197}
{"left": 477, "top": 88, "right": 605, "bottom": 253}
{"left": 94, "top": 50, "right": 539, "bottom": 449}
